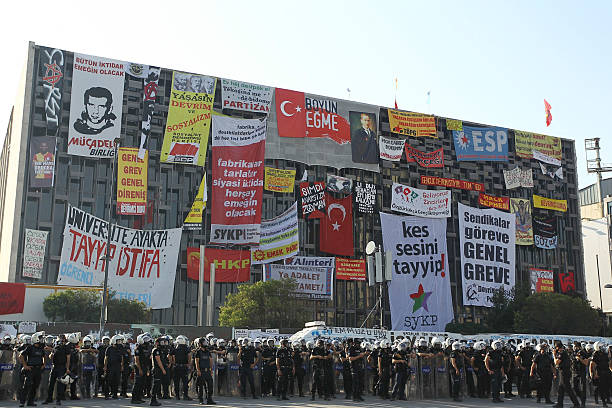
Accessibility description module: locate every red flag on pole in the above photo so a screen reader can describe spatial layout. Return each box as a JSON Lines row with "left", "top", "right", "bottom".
{"left": 319, "top": 193, "right": 354, "bottom": 256}
{"left": 394, "top": 78, "right": 399, "bottom": 109}
{"left": 544, "top": 99, "right": 552, "bottom": 126}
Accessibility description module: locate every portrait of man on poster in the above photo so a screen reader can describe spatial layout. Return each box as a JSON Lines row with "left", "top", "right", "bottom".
{"left": 73, "top": 86, "right": 116, "bottom": 135}
{"left": 350, "top": 111, "right": 378, "bottom": 164}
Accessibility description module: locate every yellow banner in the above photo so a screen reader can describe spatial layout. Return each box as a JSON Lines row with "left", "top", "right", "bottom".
{"left": 264, "top": 167, "right": 296, "bottom": 193}
{"left": 184, "top": 175, "right": 207, "bottom": 230}
{"left": 117, "top": 147, "right": 147, "bottom": 215}
{"left": 388, "top": 109, "right": 437, "bottom": 138}
{"left": 161, "top": 72, "right": 216, "bottom": 166}
{"left": 533, "top": 194, "right": 567, "bottom": 212}
{"left": 514, "top": 130, "right": 562, "bottom": 162}
{"left": 446, "top": 119, "right": 463, "bottom": 131}
{"left": 510, "top": 198, "right": 533, "bottom": 245}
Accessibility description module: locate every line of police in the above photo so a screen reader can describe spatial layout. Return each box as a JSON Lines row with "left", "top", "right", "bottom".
{"left": 2, "top": 332, "right": 612, "bottom": 407}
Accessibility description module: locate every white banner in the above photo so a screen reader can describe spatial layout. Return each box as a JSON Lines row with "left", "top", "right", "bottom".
{"left": 379, "top": 136, "right": 405, "bottom": 161}
{"left": 533, "top": 149, "right": 561, "bottom": 166}
{"left": 57, "top": 206, "right": 181, "bottom": 309}
{"left": 265, "top": 256, "right": 334, "bottom": 300}
{"left": 23, "top": 229, "right": 48, "bottom": 279}
{"left": 458, "top": 203, "right": 515, "bottom": 308}
{"left": 68, "top": 53, "right": 125, "bottom": 158}
{"left": 221, "top": 79, "right": 273, "bottom": 113}
{"left": 503, "top": 167, "right": 533, "bottom": 189}
{"left": 391, "top": 183, "right": 451, "bottom": 218}
{"left": 251, "top": 202, "right": 299, "bottom": 264}
{"left": 380, "top": 213, "right": 453, "bottom": 332}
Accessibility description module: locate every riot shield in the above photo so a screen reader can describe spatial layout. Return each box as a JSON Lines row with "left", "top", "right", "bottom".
{"left": 216, "top": 351, "right": 229, "bottom": 396}
{"left": 11, "top": 349, "right": 22, "bottom": 401}
{"left": 365, "top": 360, "right": 374, "bottom": 395}
{"left": 0, "top": 350, "right": 15, "bottom": 400}
{"left": 226, "top": 352, "right": 240, "bottom": 397}
{"left": 419, "top": 355, "right": 435, "bottom": 399}
{"left": 333, "top": 361, "right": 343, "bottom": 396}
{"left": 80, "top": 350, "right": 97, "bottom": 399}
{"left": 303, "top": 356, "right": 312, "bottom": 396}
{"left": 433, "top": 353, "right": 450, "bottom": 399}
{"left": 253, "top": 362, "right": 262, "bottom": 397}
{"left": 406, "top": 354, "right": 419, "bottom": 400}
{"left": 38, "top": 349, "right": 52, "bottom": 402}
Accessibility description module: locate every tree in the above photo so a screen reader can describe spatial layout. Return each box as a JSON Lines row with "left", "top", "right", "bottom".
{"left": 43, "top": 289, "right": 151, "bottom": 324}
{"left": 513, "top": 292, "right": 602, "bottom": 335}
{"left": 218, "top": 279, "right": 308, "bottom": 329}
{"left": 484, "top": 282, "right": 531, "bottom": 332}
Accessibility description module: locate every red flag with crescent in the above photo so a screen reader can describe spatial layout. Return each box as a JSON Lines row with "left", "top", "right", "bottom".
{"left": 319, "top": 193, "right": 354, "bottom": 256}
{"left": 276, "top": 88, "right": 306, "bottom": 138}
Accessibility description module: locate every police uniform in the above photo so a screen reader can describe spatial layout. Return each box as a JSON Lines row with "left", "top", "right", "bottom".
{"left": 391, "top": 348, "right": 409, "bottom": 400}
{"left": 571, "top": 346, "right": 588, "bottom": 406}
{"left": 324, "top": 345, "right": 335, "bottom": 397}
{"left": 79, "top": 344, "right": 97, "bottom": 398}
{"left": 120, "top": 343, "right": 131, "bottom": 397}
{"left": 349, "top": 343, "right": 365, "bottom": 401}
{"left": 340, "top": 346, "right": 352, "bottom": 399}
{"left": 486, "top": 348, "right": 503, "bottom": 402}
{"left": 517, "top": 346, "right": 534, "bottom": 397}
{"left": 533, "top": 350, "right": 554, "bottom": 403}
{"left": 502, "top": 347, "right": 514, "bottom": 397}
{"left": 238, "top": 345, "right": 257, "bottom": 398}
{"left": 592, "top": 348, "right": 611, "bottom": 406}
{"left": 450, "top": 349, "right": 464, "bottom": 400}
{"left": 131, "top": 342, "right": 150, "bottom": 403}
{"left": 105, "top": 344, "right": 123, "bottom": 399}
{"left": 44, "top": 342, "right": 69, "bottom": 404}
{"left": 19, "top": 343, "right": 45, "bottom": 407}
{"left": 289, "top": 347, "right": 305, "bottom": 397}
{"left": 68, "top": 343, "right": 80, "bottom": 399}
{"left": 96, "top": 343, "right": 109, "bottom": 397}
{"left": 555, "top": 345, "right": 580, "bottom": 407}
{"left": 215, "top": 345, "right": 227, "bottom": 395}
{"left": 151, "top": 344, "right": 168, "bottom": 405}
{"left": 310, "top": 345, "right": 327, "bottom": 399}
{"left": 377, "top": 347, "right": 393, "bottom": 399}
{"left": 170, "top": 344, "right": 191, "bottom": 399}
{"left": 276, "top": 344, "right": 293, "bottom": 400}
{"left": 464, "top": 346, "right": 477, "bottom": 397}
{"left": 195, "top": 346, "right": 214, "bottom": 404}
{"left": 261, "top": 345, "right": 276, "bottom": 396}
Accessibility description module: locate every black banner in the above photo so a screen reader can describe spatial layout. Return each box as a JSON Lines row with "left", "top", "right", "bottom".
{"left": 29, "top": 137, "right": 56, "bottom": 188}
{"left": 39, "top": 47, "right": 64, "bottom": 136}
{"left": 137, "top": 66, "right": 160, "bottom": 159}
{"left": 534, "top": 213, "right": 557, "bottom": 249}
{"left": 299, "top": 181, "right": 325, "bottom": 219}
{"left": 353, "top": 181, "right": 376, "bottom": 214}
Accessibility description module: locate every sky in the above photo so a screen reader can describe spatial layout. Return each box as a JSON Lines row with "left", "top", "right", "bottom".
{"left": 2, "top": 0, "right": 611, "bottom": 188}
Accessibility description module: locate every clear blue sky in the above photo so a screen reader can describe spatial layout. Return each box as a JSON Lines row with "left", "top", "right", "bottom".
{"left": 2, "top": 0, "right": 610, "bottom": 188}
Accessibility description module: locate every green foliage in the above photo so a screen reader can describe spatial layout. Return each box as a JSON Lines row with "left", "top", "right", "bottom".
{"left": 514, "top": 292, "right": 602, "bottom": 335}
{"left": 43, "top": 289, "right": 150, "bottom": 324}
{"left": 218, "top": 278, "right": 308, "bottom": 328}
{"left": 484, "top": 282, "right": 531, "bottom": 332}
{"left": 445, "top": 321, "right": 489, "bottom": 335}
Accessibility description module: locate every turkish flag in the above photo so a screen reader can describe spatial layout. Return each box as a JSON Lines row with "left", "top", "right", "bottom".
{"left": 544, "top": 99, "right": 552, "bottom": 126}
{"left": 319, "top": 193, "right": 354, "bottom": 256}
{"left": 276, "top": 88, "right": 306, "bottom": 138}
{"left": 0, "top": 283, "right": 26, "bottom": 315}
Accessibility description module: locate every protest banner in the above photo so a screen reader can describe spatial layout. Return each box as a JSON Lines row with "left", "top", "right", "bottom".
{"left": 327, "top": 174, "right": 352, "bottom": 194}
{"left": 39, "top": 47, "right": 64, "bottom": 136}
{"left": 335, "top": 258, "right": 366, "bottom": 281}
{"left": 210, "top": 116, "right": 266, "bottom": 245}
{"left": 391, "top": 183, "right": 451, "bottom": 218}
{"left": 266, "top": 256, "right": 333, "bottom": 300}
{"left": 453, "top": 126, "right": 508, "bottom": 161}
{"left": 478, "top": 193, "right": 510, "bottom": 211}
{"left": 57, "top": 205, "right": 181, "bottom": 309}
{"left": 533, "top": 194, "right": 567, "bottom": 212}
{"left": 137, "top": 66, "right": 160, "bottom": 159}
{"left": 299, "top": 182, "right": 325, "bottom": 219}
{"left": 267, "top": 89, "right": 379, "bottom": 172}
{"left": 23, "top": 229, "right": 48, "bottom": 279}
{"left": 503, "top": 167, "right": 533, "bottom": 189}
{"left": 187, "top": 247, "right": 251, "bottom": 282}
{"left": 539, "top": 162, "right": 564, "bottom": 181}
{"left": 404, "top": 144, "right": 444, "bottom": 168}
{"left": 29, "top": 137, "right": 56, "bottom": 188}
{"left": 117, "top": 147, "right": 147, "bottom": 215}
{"left": 446, "top": 119, "right": 462, "bottom": 131}
{"left": 534, "top": 214, "right": 558, "bottom": 249}
{"left": 378, "top": 136, "right": 405, "bottom": 161}
{"left": 160, "top": 71, "right": 215, "bottom": 166}
{"left": 387, "top": 109, "right": 437, "bottom": 138}
{"left": 458, "top": 203, "right": 516, "bottom": 308}
{"left": 510, "top": 198, "right": 534, "bottom": 245}
{"left": 264, "top": 167, "right": 296, "bottom": 193}
{"left": 559, "top": 271, "right": 576, "bottom": 293}
{"left": 515, "top": 130, "right": 562, "bottom": 165}
{"left": 68, "top": 53, "right": 125, "bottom": 158}
{"left": 0, "top": 283, "right": 26, "bottom": 315}
{"left": 251, "top": 202, "right": 299, "bottom": 264}
{"left": 530, "top": 268, "right": 554, "bottom": 293}
{"left": 353, "top": 181, "right": 376, "bottom": 214}
{"left": 183, "top": 175, "right": 207, "bottom": 230}
{"left": 380, "top": 213, "right": 453, "bottom": 332}
{"left": 420, "top": 175, "right": 485, "bottom": 192}
{"left": 221, "top": 79, "right": 273, "bottom": 113}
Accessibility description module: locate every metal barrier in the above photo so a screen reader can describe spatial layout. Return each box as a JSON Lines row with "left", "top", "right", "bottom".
{"left": 0, "top": 350, "right": 15, "bottom": 400}
{"left": 406, "top": 355, "right": 419, "bottom": 400}
{"left": 80, "top": 349, "right": 97, "bottom": 398}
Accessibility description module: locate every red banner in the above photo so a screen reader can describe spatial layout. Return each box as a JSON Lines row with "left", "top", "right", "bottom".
{"left": 320, "top": 193, "right": 354, "bottom": 256}
{"left": 0, "top": 283, "right": 26, "bottom": 315}
{"left": 210, "top": 116, "right": 265, "bottom": 245}
{"left": 478, "top": 193, "right": 510, "bottom": 211}
{"left": 336, "top": 258, "right": 366, "bottom": 281}
{"left": 420, "top": 175, "right": 484, "bottom": 192}
{"left": 559, "top": 271, "right": 575, "bottom": 293}
{"left": 187, "top": 247, "right": 251, "bottom": 282}
{"left": 404, "top": 144, "right": 444, "bottom": 168}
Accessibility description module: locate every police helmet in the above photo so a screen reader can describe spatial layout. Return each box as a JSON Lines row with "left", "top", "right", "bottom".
{"left": 67, "top": 333, "right": 79, "bottom": 344}
{"left": 22, "top": 335, "right": 32, "bottom": 345}
{"left": 332, "top": 340, "right": 341, "bottom": 349}
{"left": 431, "top": 337, "right": 441, "bottom": 347}
{"left": 452, "top": 341, "right": 462, "bottom": 351}
{"left": 217, "top": 339, "right": 226, "bottom": 347}
{"left": 267, "top": 338, "right": 275, "bottom": 347}
{"left": 111, "top": 335, "right": 123, "bottom": 345}
{"left": 594, "top": 341, "right": 603, "bottom": 351}
{"left": 418, "top": 338, "right": 428, "bottom": 348}
{"left": 443, "top": 338, "right": 452, "bottom": 348}
{"left": 241, "top": 338, "right": 249, "bottom": 346}
{"left": 199, "top": 337, "right": 208, "bottom": 347}
{"left": 380, "top": 339, "right": 390, "bottom": 349}
{"left": 2, "top": 335, "right": 11, "bottom": 345}
{"left": 306, "top": 340, "right": 315, "bottom": 350}
{"left": 59, "top": 374, "right": 74, "bottom": 385}
{"left": 585, "top": 343, "right": 594, "bottom": 352}
{"left": 253, "top": 339, "right": 261, "bottom": 348}
{"left": 31, "top": 331, "right": 45, "bottom": 344}
{"left": 83, "top": 336, "right": 93, "bottom": 346}
{"left": 206, "top": 332, "right": 214, "bottom": 340}
{"left": 176, "top": 335, "right": 188, "bottom": 346}
{"left": 316, "top": 338, "right": 324, "bottom": 347}
{"left": 397, "top": 341, "right": 408, "bottom": 351}
{"left": 44, "top": 335, "right": 54, "bottom": 346}
{"left": 474, "top": 341, "right": 486, "bottom": 351}
{"left": 292, "top": 341, "right": 301, "bottom": 349}
{"left": 102, "top": 336, "right": 111, "bottom": 344}
{"left": 281, "top": 338, "right": 289, "bottom": 346}
{"left": 467, "top": 340, "right": 475, "bottom": 348}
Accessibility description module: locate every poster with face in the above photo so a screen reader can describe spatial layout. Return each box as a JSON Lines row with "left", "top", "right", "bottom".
{"left": 68, "top": 53, "right": 125, "bottom": 158}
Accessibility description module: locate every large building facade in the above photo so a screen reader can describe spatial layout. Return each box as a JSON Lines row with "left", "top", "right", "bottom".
{"left": 0, "top": 42, "right": 585, "bottom": 327}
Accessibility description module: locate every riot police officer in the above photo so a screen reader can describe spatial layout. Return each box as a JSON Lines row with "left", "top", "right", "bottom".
{"left": 260, "top": 339, "right": 276, "bottom": 397}
{"left": 237, "top": 338, "right": 258, "bottom": 399}
{"left": 554, "top": 341, "right": 581, "bottom": 408}
{"left": 289, "top": 341, "right": 305, "bottom": 397}
{"left": 377, "top": 339, "right": 392, "bottom": 399}
{"left": 276, "top": 338, "right": 293, "bottom": 401}
{"left": 485, "top": 340, "right": 505, "bottom": 403}
{"left": 516, "top": 340, "right": 534, "bottom": 398}
{"left": 194, "top": 337, "right": 215, "bottom": 405}
{"left": 571, "top": 341, "right": 588, "bottom": 407}
{"left": 66, "top": 333, "right": 80, "bottom": 400}
{"left": 531, "top": 342, "right": 554, "bottom": 404}
{"left": 79, "top": 336, "right": 97, "bottom": 399}
{"left": 19, "top": 331, "right": 47, "bottom": 407}
{"left": 309, "top": 339, "right": 327, "bottom": 401}
{"left": 391, "top": 340, "right": 410, "bottom": 401}
{"left": 150, "top": 337, "right": 167, "bottom": 406}
{"left": 450, "top": 341, "right": 464, "bottom": 402}
{"left": 131, "top": 334, "right": 151, "bottom": 404}
{"left": 170, "top": 335, "right": 191, "bottom": 400}
{"left": 213, "top": 339, "right": 228, "bottom": 395}
{"left": 349, "top": 338, "right": 365, "bottom": 402}
{"left": 502, "top": 343, "right": 515, "bottom": 398}
{"left": 96, "top": 336, "right": 110, "bottom": 397}
{"left": 120, "top": 337, "right": 132, "bottom": 398}
{"left": 340, "top": 340, "right": 352, "bottom": 399}
{"left": 590, "top": 341, "right": 611, "bottom": 408}
{"left": 43, "top": 333, "right": 70, "bottom": 405}
{"left": 104, "top": 335, "right": 124, "bottom": 399}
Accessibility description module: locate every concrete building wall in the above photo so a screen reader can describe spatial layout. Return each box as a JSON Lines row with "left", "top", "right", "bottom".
{"left": 581, "top": 218, "right": 612, "bottom": 314}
